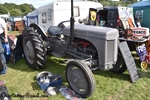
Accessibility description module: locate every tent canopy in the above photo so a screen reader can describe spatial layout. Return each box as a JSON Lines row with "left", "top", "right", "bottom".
{"left": 27, "top": 9, "right": 38, "bottom": 17}
{"left": 129, "top": 0, "right": 150, "bottom": 8}
{"left": 129, "top": 0, "right": 150, "bottom": 30}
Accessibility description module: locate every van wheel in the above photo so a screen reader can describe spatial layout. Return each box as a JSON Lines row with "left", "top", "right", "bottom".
{"left": 22, "top": 28, "right": 47, "bottom": 69}
{"left": 111, "top": 50, "right": 127, "bottom": 74}
{"left": 65, "top": 60, "right": 96, "bottom": 98}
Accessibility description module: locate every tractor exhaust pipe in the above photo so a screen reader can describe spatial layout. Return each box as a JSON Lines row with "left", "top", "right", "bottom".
{"left": 70, "top": 0, "right": 74, "bottom": 42}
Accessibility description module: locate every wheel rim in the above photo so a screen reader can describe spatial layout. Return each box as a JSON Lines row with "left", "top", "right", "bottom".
{"left": 141, "top": 61, "right": 147, "bottom": 69}
{"left": 67, "top": 65, "right": 88, "bottom": 94}
{"left": 23, "top": 37, "right": 35, "bottom": 64}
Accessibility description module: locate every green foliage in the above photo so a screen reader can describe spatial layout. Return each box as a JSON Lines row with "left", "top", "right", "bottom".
{"left": 10, "top": 9, "right": 23, "bottom": 16}
{"left": 0, "top": 4, "right": 8, "bottom": 14}
{"left": 99, "top": 0, "right": 137, "bottom": 7}
{"left": 1, "top": 53, "right": 150, "bottom": 100}
{"left": 20, "top": 3, "right": 34, "bottom": 13}
{"left": 0, "top": 3, "right": 35, "bottom": 16}
{"left": 3, "top": 3, "right": 21, "bottom": 11}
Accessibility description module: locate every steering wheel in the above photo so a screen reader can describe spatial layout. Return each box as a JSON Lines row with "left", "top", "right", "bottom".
{"left": 57, "top": 20, "right": 70, "bottom": 29}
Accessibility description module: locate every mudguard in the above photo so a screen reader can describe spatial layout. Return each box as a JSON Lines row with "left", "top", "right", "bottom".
{"left": 29, "top": 23, "right": 47, "bottom": 40}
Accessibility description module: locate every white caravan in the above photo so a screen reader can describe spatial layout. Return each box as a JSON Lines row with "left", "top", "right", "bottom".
{"left": 26, "top": 0, "right": 103, "bottom": 31}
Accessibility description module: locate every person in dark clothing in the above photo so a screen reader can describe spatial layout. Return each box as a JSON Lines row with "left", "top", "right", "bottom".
{"left": 0, "top": 17, "right": 8, "bottom": 74}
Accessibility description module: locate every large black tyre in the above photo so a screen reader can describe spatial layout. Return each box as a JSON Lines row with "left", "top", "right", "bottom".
{"left": 22, "top": 28, "right": 47, "bottom": 69}
{"left": 111, "top": 50, "right": 127, "bottom": 74}
{"left": 65, "top": 60, "right": 96, "bottom": 98}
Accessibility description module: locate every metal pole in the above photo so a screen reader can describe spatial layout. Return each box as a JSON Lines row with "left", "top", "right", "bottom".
{"left": 70, "top": 0, "right": 74, "bottom": 42}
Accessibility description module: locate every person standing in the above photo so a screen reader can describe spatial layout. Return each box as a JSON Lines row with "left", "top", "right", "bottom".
{"left": 0, "top": 17, "right": 8, "bottom": 74}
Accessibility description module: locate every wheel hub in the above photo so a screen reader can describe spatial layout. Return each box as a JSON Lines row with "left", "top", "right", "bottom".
{"left": 68, "top": 66, "right": 87, "bottom": 94}
{"left": 66, "top": 60, "right": 96, "bottom": 98}
{"left": 72, "top": 74, "right": 80, "bottom": 86}
{"left": 23, "top": 38, "right": 35, "bottom": 64}
{"left": 26, "top": 41, "right": 34, "bottom": 59}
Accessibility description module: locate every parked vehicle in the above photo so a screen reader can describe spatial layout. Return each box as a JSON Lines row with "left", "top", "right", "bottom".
{"left": 87, "top": 6, "right": 149, "bottom": 39}
{"left": 13, "top": 1, "right": 129, "bottom": 99}
{"left": 26, "top": 0, "right": 103, "bottom": 31}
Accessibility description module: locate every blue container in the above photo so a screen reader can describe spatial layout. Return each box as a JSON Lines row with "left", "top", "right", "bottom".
{"left": 3, "top": 43, "right": 11, "bottom": 58}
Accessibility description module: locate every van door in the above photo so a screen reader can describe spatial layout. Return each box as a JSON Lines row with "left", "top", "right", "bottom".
{"left": 88, "top": 8, "right": 97, "bottom": 25}
{"left": 97, "top": 10, "right": 107, "bottom": 26}
{"left": 107, "top": 10, "right": 117, "bottom": 28}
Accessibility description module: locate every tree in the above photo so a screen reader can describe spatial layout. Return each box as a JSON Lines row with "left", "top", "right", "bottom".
{"left": 3, "top": 3, "right": 18, "bottom": 10}
{"left": 1, "top": 3, "right": 35, "bottom": 16}
{"left": 10, "top": 9, "right": 23, "bottom": 16}
{"left": 0, "top": 5, "right": 8, "bottom": 14}
{"left": 20, "top": 3, "right": 31, "bottom": 12}
{"left": 20, "top": 3, "right": 35, "bottom": 15}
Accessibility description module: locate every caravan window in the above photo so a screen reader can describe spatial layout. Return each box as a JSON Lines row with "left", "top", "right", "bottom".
{"left": 74, "top": 7, "right": 80, "bottom": 17}
{"left": 48, "top": 9, "right": 51, "bottom": 20}
{"left": 42, "top": 12, "right": 47, "bottom": 23}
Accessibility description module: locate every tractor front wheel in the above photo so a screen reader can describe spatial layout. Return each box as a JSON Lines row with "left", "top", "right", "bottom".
{"left": 65, "top": 60, "right": 96, "bottom": 98}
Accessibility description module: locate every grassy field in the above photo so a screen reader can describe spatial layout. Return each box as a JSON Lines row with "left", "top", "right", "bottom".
{"left": 1, "top": 56, "right": 150, "bottom": 100}
{"left": 8, "top": 31, "right": 20, "bottom": 36}
{"left": 1, "top": 31, "right": 150, "bottom": 100}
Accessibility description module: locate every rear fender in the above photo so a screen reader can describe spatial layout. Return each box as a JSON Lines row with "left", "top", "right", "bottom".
{"left": 29, "top": 23, "right": 47, "bottom": 40}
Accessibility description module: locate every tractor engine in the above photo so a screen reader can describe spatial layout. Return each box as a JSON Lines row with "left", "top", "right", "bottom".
{"left": 47, "top": 26, "right": 67, "bottom": 57}
{"left": 75, "top": 39, "right": 97, "bottom": 59}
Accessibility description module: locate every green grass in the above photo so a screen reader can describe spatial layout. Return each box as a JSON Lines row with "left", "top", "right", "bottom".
{"left": 8, "top": 31, "right": 20, "bottom": 36}
{"left": 1, "top": 31, "right": 150, "bottom": 100}
{"left": 1, "top": 56, "right": 150, "bottom": 100}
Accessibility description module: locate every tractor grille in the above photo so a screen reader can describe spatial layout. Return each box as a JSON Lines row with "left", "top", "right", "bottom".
{"left": 106, "top": 40, "right": 115, "bottom": 63}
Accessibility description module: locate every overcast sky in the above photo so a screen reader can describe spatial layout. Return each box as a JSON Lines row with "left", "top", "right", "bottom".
{"left": 0, "top": 0, "right": 52, "bottom": 8}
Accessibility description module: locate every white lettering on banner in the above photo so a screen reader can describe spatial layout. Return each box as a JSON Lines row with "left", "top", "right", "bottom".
{"left": 136, "top": 44, "right": 147, "bottom": 61}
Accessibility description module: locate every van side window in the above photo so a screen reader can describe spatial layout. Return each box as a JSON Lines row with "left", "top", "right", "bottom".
{"left": 42, "top": 12, "right": 47, "bottom": 23}
{"left": 108, "top": 11, "right": 116, "bottom": 20}
{"left": 48, "top": 9, "right": 51, "bottom": 20}
{"left": 74, "top": 6, "right": 80, "bottom": 17}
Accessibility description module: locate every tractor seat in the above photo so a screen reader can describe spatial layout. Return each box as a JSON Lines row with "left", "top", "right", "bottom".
{"left": 47, "top": 26, "right": 62, "bottom": 36}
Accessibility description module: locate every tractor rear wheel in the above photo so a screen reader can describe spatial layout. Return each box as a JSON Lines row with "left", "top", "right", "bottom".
{"left": 22, "top": 28, "right": 47, "bottom": 69}
{"left": 111, "top": 50, "right": 127, "bottom": 74}
{"left": 65, "top": 60, "right": 96, "bottom": 98}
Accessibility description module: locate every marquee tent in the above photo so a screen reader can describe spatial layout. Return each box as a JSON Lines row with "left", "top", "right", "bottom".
{"left": 129, "top": 0, "right": 150, "bottom": 29}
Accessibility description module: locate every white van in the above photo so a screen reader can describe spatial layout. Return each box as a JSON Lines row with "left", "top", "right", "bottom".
{"left": 26, "top": 0, "right": 103, "bottom": 31}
